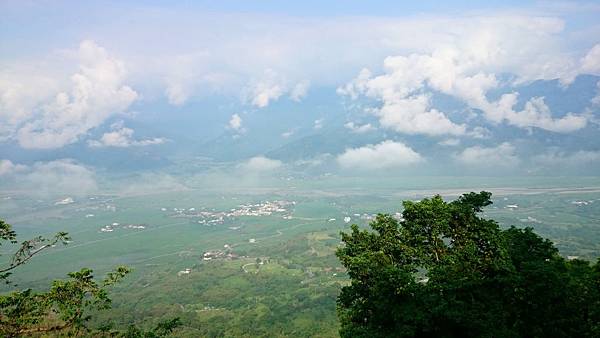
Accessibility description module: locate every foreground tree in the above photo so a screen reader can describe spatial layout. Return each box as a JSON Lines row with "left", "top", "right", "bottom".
{"left": 337, "top": 192, "right": 600, "bottom": 338}
{"left": 0, "top": 219, "right": 180, "bottom": 337}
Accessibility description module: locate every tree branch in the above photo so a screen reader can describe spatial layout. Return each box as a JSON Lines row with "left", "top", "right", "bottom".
{"left": 0, "top": 233, "right": 69, "bottom": 275}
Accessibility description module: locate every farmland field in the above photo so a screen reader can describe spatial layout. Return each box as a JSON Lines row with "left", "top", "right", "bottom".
{"left": 2, "top": 175, "right": 599, "bottom": 336}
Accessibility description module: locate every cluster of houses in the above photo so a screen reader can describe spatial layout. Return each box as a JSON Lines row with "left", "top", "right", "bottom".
{"left": 164, "top": 200, "right": 296, "bottom": 226}
{"left": 177, "top": 268, "right": 192, "bottom": 276}
{"left": 202, "top": 247, "right": 240, "bottom": 261}
{"left": 99, "top": 222, "right": 147, "bottom": 233}
{"left": 55, "top": 197, "right": 75, "bottom": 205}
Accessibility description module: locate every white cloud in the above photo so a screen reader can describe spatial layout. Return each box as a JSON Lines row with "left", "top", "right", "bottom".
{"left": 239, "top": 156, "right": 283, "bottom": 172}
{"left": 581, "top": 44, "right": 600, "bottom": 75}
{"left": 165, "top": 82, "right": 191, "bottom": 106}
{"left": 439, "top": 138, "right": 461, "bottom": 146}
{"left": 25, "top": 160, "right": 97, "bottom": 195}
{"left": 0, "top": 159, "right": 26, "bottom": 176}
{"left": 483, "top": 95, "right": 587, "bottom": 132}
{"left": 88, "top": 122, "right": 166, "bottom": 148}
{"left": 243, "top": 71, "right": 311, "bottom": 108}
{"left": 251, "top": 85, "right": 283, "bottom": 108}
{"left": 532, "top": 149, "right": 600, "bottom": 166}
{"left": 454, "top": 142, "right": 520, "bottom": 167}
{"left": 228, "top": 113, "right": 243, "bottom": 132}
{"left": 8, "top": 40, "right": 137, "bottom": 149}
{"left": 0, "top": 68, "right": 61, "bottom": 140}
{"left": 2, "top": 11, "right": 600, "bottom": 148}
{"left": 337, "top": 140, "right": 423, "bottom": 170}
{"left": 377, "top": 95, "right": 468, "bottom": 136}
{"left": 163, "top": 53, "right": 206, "bottom": 106}
{"left": 62, "top": 11, "right": 589, "bottom": 111}
{"left": 1, "top": 159, "right": 97, "bottom": 196}
{"left": 339, "top": 58, "right": 471, "bottom": 136}
{"left": 290, "top": 80, "right": 310, "bottom": 102}
{"left": 244, "top": 69, "right": 285, "bottom": 108}
{"left": 339, "top": 18, "right": 595, "bottom": 135}
{"left": 337, "top": 68, "right": 372, "bottom": 100}
{"left": 160, "top": 51, "right": 241, "bottom": 106}
{"left": 344, "top": 122, "right": 375, "bottom": 133}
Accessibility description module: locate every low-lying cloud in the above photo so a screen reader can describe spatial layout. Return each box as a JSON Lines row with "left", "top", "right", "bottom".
{"left": 454, "top": 142, "right": 520, "bottom": 168}
{"left": 1, "top": 159, "right": 97, "bottom": 197}
{"left": 88, "top": 122, "right": 167, "bottom": 148}
{"left": 337, "top": 140, "right": 423, "bottom": 170}
{"left": 239, "top": 156, "right": 283, "bottom": 173}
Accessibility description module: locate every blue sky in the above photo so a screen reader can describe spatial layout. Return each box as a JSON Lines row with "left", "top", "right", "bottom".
{"left": 2, "top": 1, "right": 599, "bottom": 57}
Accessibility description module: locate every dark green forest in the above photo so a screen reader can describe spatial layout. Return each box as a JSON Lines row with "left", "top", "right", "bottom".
{"left": 337, "top": 192, "right": 600, "bottom": 337}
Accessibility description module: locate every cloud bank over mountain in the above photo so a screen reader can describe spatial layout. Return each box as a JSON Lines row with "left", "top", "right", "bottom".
{"left": 0, "top": 1, "right": 599, "bottom": 178}
{"left": 2, "top": 41, "right": 137, "bottom": 149}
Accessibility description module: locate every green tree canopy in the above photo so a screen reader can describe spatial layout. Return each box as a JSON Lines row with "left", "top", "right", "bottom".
{"left": 0, "top": 218, "right": 180, "bottom": 337}
{"left": 337, "top": 192, "right": 600, "bottom": 338}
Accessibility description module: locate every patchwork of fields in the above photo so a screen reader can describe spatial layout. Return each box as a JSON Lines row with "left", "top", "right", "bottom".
{"left": 2, "top": 176, "right": 599, "bottom": 336}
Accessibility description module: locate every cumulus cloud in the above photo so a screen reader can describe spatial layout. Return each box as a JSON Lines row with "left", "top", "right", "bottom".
{"left": 339, "top": 18, "right": 597, "bottom": 135}
{"left": 0, "top": 159, "right": 27, "bottom": 176}
{"left": 3, "top": 40, "right": 138, "bottom": 149}
{"left": 344, "top": 122, "right": 375, "bottom": 133}
{"left": 251, "top": 85, "right": 283, "bottom": 108}
{"left": 378, "top": 95, "right": 468, "bottom": 136}
{"left": 339, "top": 63, "right": 469, "bottom": 136}
{"left": 290, "top": 80, "right": 310, "bottom": 102}
{"left": 88, "top": 121, "right": 166, "bottom": 148}
{"left": 581, "top": 44, "right": 600, "bottom": 75}
{"left": 239, "top": 156, "right": 283, "bottom": 172}
{"left": 0, "top": 69, "right": 60, "bottom": 140}
{"left": 243, "top": 70, "right": 311, "bottom": 108}
{"left": 228, "top": 113, "right": 244, "bottom": 132}
{"left": 244, "top": 69, "right": 285, "bottom": 108}
{"left": 3, "top": 10, "right": 600, "bottom": 150}
{"left": 484, "top": 94, "right": 587, "bottom": 132}
{"left": 454, "top": 142, "right": 520, "bottom": 168}
{"left": 337, "top": 140, "right": 423, "bottom": 170}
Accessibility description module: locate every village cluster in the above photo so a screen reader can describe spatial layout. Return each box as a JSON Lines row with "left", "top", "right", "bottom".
{"left": 163, "top": 200, "right": 296, "bottom": 225}
{"left": 100, "top": 222, "right": 147, "bottom": 232}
